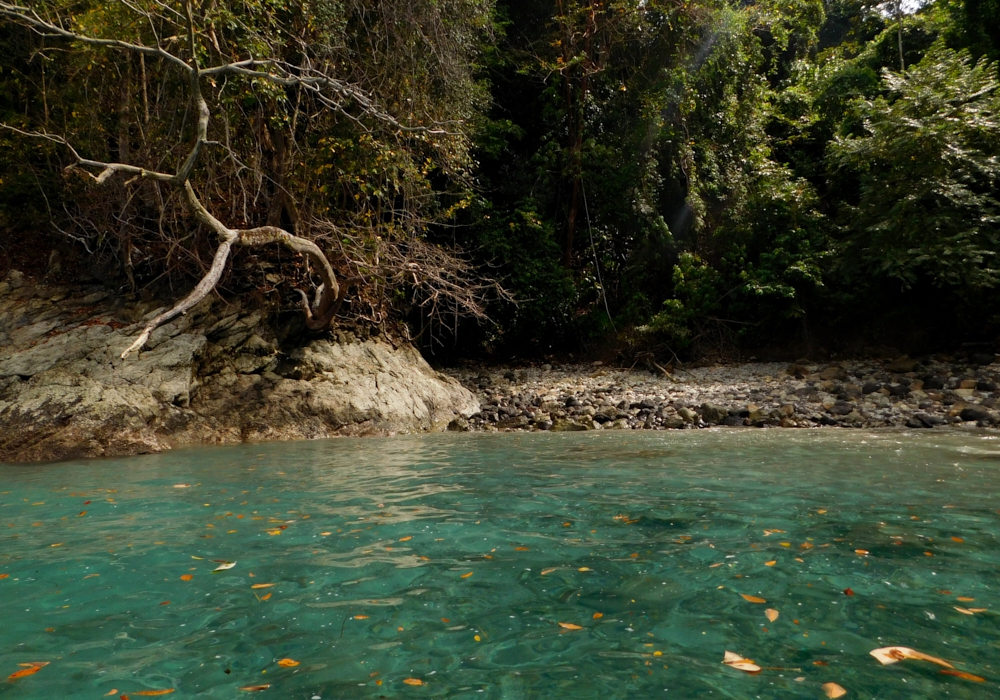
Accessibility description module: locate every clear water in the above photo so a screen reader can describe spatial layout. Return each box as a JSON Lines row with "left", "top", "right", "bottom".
{"left": 2, "top": 431, "right": 1000, "bottom": 699}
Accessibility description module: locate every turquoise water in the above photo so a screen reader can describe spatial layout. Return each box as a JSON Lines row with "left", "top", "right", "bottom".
{"left": 1, "top": 431, "right": 999, "bottom": 699}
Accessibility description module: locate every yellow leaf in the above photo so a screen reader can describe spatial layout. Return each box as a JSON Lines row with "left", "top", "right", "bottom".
{"left": 260, "top": 593, "right": 272, "bottom": 601}
{"left": 855, "top": 549, "right": 869, "bottom": 555}
{"left": 239, "top": 684, "right": 270, "bottom": 691}
{"left": 251, "top": 583, "right": 275, "bottom": 589}
{"left": 541, "top": 568, "right": 557, "bottom": 576}
{"left": 135, "top": 690, "right": 175, "bottom": 696}
{"left": 578, "top": 567, "right": 591, "bottom": 571}
{"left": 277, "top": 659, "right": 299, "bottom": 667}
{"left": 461, "top": 572, "right": 474, "bottom": 579}
{"left": 822, "top": 681, "right": 847, "bottom": 698}
{"left": 403, "top": 678, "right": 424, "bottom": 686}
{"left": 354, "top": 615, "right": 369, "bottom": 619}
{"left": 765, "top": 608, "right": 779, "bottom": 622}
{"left": 951, "top": 536, "right": 964, "bottom": 543}
{"left": 957, "top": 596, "right": 975, "bottom": 602}
{"left": 741, "top": 594, "right": 767, "bottom": 604}
{"left": 723, "top": 651, "right": 761, "bottom": 674}
{"left": 869, "top": 646, "right": 953, "bottom": 668}
{"left": 765, "top": 560, "right": 776, "bottom": 567}
{"left": 399, "top": 536, "right": 412, "bottom": 542}
{"left": 558, "top": 622, "right": 583, "bottom": 630}
{"left": 954, "top": 607, "right": 975, "bottom": 615}
{"left": 592, "top": 612, "right": 603, "bottom": 619}
{"left": 180, "top": 575, "right": 193, "bottom": 581}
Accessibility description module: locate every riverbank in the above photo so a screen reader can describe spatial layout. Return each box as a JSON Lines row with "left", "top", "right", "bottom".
{"left": 445, "top": 357, "right": 1000, "bottom": 432}
{"left": 0, "top": 271, "right": 478, "bottom": 463}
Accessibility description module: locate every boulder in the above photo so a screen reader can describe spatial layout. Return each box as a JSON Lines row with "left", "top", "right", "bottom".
{"left": 960, "top": 405, "right": 995, "bottom": 424}
{"left": 699, "top": 403, "right": 729, "bottom": 424}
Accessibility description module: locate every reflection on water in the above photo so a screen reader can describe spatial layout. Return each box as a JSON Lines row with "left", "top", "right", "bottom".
{"left": 1, "top": 430, "right": 999, "bottom": 699}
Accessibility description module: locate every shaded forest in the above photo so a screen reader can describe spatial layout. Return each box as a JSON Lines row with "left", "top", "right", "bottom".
{"left": 2, "top": 0, "right": 1000, "bottom": 362}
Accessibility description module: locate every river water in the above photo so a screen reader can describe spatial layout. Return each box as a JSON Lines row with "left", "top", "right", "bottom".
{"left": 1, "top": 430, "right": 999, "bottom": 698}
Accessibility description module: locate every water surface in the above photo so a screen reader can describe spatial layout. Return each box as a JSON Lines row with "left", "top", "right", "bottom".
{"left": 2, "top": 430, "right": 1000, "bottom": 698}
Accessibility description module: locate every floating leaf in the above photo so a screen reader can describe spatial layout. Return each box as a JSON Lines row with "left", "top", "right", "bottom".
{"left": 399, "top": 536, "right": 412, "bottom": 542}
{"left": 276, "top": 659, "right": 299, "bottom": 667}
{"left": 957, "top": 596, "right": 975, "bottom": 602}
{"left": 0, "top": 574, "right": 7, "bottom": 580}
{"left": 741, "top": 594, "right": 767, "bottom": 604}
{"left": 939, "top": 670, "right": 985, "bottom": 682}
{"left": 817, "top": 509, "right": 828, "bottom": 514}
{"left": 709, "top": 563, "right": 723, "bottom": 568}
{"left": 251, "top": 583, "right": 275, "bottom": 589}
{"left": 869, "top": 647, "right": 953, "bottom": 668}
{"left": 105, "top": 690, "right": 118, "bottom": 696}
{"left": 461, "top": 572, "right": 473, "bottom": 579}
{"left": 212, "top": 561, "right": 236, "bottom": 572}
{"left": 173, "top": 484, "right": 190, "bottom": 488}
{"left": 239, "top": 685, "right": 270, "bottom": 691}
{"left": 951, "top": 537, "right": 964, "bottom": 543}
{"left": 7, "top": 662, "right": 48, "bottom": 681}
{"left": 844, "top": 588, "right": 855, "bottom": 596}
{"left": 822, "top": 682, "right": 847, "bottom": 698}
{"left": 765, "top": 561, "right": 777, "bottom": 567}
{"left": 558, "top": 622, "right": 583, "bottom": 630}
{"left": 723, "top": 651, "right": 761, "bottom": 674}
{"left": 578, "top": 567, "right": 591, "bottom": 572}
{"left": 515, "top": 547, "right": 529, "bottom": 551}
{"left": 765, "top": 608, "right": 779, "bottom": 622}
{"left": 260, "top": 593, "right": 272, "bottom": 601}
{"left": 353, "top": 615, "right": 369, "bottom": 619}
{"left": 541, "top": 568, "right": 557, "bottom": 576}
{"left": 854, "top": 550, "right": 869, "bottom": 556}
{"left": 135, "top": 690, "right": 175, "bottom": 696}
{"left": 180, "top": 575, "right": 193, "bottom": 581}
{"left": 800, "top": 542, "right": 814, "bottom": 550}
{"left": 954, "top": 607, "right": 975, "bottom": 615}
{"left": 403, "top": 678, "right": 424, "bottom": 686}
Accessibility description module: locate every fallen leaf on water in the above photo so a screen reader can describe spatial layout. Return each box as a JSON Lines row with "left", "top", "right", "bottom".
{"left": 191, "top": 556, "right": 203, "bottom": 560}
{"left": 212, "top": 561, "right": 236, "bottom": 572}
{"left": 854, "top": 550, "right": 869, "bottom": 555}
{"left": 180, "top": 575, "right": 193, "bottom": 581}
{"left": 578, "top": 567, "right": 591, "bottom": 572}
{"left": 0, "top": 574, "right": 7, "bottom": 580}
{"left": 822, "top": 681, "right": 847, "bottom": 698}
{"left": 461, "top": 572, "right": 474, "bottom": 578}
{"left": 251, "top": 583, "right": 275, "bottom": 589}
{"left": 593, "top": 612, "right": 603, "bottom": 619}
{"left": 558, "top": 622, "right": 583, "bottom": 630}
{"left": 957, "top": 596, "right": 975, "bottom": 602}
{"left": 320, "top": 532, "right": 331, "bottom": 536}
{"left": 239, "top": 685, "right": 270, "bottom": 691}
{"left": 259, "top": 594, "right": 272, "bottom": 601}
{"left": 869, "top": 647, "right": 953, "bottom": 668}
{"left": 441, "top": 618, "right": 450, "bottom": 623}
{"left": 403, "top": 678, "right": 424, "bottom": 686}
{"left": 765, "top": 608, "right": 779, "bottom": 622}
{"left": 924, "top": 551, "right": 934, "bottom": 557}
{"left": 134, "top": 690, "right": 175, "bottom": 696}
{"left": 709, "top": 563, "right": 723, "bottom": 568}
{"left": 969, "top": 608, "right": 988, "bottom": 613}
{"left": 541, "top": 568, "right": 557, "bottom": 576}
{"left": 159, "top": 601, "right": 170, "bottom": 606}
{"left": 354, "top": 615, "right": 369, "bottom": 619}
{"left": 104, "top": 690, "right": 118, "bottom": 696}
{"left": 399, "top": 536, "right": 412, "bottom": 542}
{"left": 954, "top": 607, "right": 975, "bottom": 615}
{"left": 515, "top": 547, "right": 529, "bottom": 551}
{"left": 723, "top": 651, "right": 761, "bottom": 674}
{"left": 7, "top": 662, "right": 48, "bottom": 681}
{"left": 173, "top": 484, "right": 190, "bottom": 488}
{"left": 951, "top": 537, "right": 964, "bottom": 543}
{"left": 741, "top": 594, "right": 767, "bottom": 604}
{"left": 50, "top": 543, "right": 63, "bottom": 548}
{"left": 814, "top": 660, "right": 828, "bottom": 666}
{"left": 277, "top": 659, "right": 299, "bottom": 668}
{"left": 800, "top": 542, "right": 813, "bottom": 550}
{"left": 939, "top": 669, "right": 985, "bottom": 682}
{"left": 817, "top": 509, "right": 828, "bottom": 514}
{"left": 765, "top": 561, "right": 776, "bottom": 567}
{"left": 844, "top": 588, "right": 855, "bottom": 596}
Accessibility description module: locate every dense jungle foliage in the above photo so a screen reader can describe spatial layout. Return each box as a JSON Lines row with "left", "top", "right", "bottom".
{"left": 2, "top": 0, "right": 1000, "bottom": 360}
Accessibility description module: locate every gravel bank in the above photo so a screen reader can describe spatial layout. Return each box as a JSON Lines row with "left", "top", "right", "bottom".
{"left": 444, "top": 356, "right": 1000, "bottom": 432}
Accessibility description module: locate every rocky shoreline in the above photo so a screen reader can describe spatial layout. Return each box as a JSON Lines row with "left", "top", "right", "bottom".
{"left": 445, "top": 356, "right": 1000, "bottom": 432}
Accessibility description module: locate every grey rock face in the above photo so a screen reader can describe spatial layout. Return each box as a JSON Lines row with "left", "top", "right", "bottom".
{"left": 0, "top": 273, "right": 479, "bottom": 463}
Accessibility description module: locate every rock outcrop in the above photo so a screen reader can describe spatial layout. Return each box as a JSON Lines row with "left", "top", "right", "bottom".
{"left": 0, "top": 271, "right": 479, "bottom": 463}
